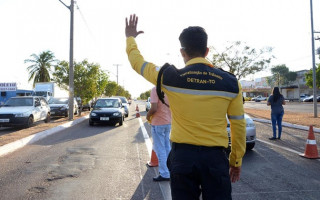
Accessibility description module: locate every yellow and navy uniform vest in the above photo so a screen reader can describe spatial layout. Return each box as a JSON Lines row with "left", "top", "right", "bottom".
{"left": 126, "top": 37, "right": 246, "bottom": 167}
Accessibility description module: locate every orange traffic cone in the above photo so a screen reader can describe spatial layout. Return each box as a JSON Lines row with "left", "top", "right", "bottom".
{"left": 146, "top": 149, "right": 158, "bottom": 167}
{"left": 300, "top": 126, "right": 320, "bottom": 159}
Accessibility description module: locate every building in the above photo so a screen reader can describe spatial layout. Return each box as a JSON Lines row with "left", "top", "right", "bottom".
{"left": 0, "top": 82, "right": 33, "bottom": 105}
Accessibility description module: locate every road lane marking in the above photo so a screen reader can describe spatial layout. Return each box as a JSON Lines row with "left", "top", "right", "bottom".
{"left": 257, "top": 139, "right": 320, "bottom": 162}
{"left": 138, "top": 117, "right": 172, "bottom": 200}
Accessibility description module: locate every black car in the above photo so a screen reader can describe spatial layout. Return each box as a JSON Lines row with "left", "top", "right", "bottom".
{"left": 89, "top": 98, "right": 125, "bottom": 126}
{"left": 48, "top": 97, "right": 78, "bottom": 117}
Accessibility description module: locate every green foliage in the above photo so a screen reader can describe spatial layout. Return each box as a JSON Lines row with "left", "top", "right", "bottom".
{"left": 25, "top": 50, "right": 58, "bottom": 87}
{"left": 52, "top": 59, "right": 110, "bottom": 104}
{"left": 305, "top": 64, "right": 320, "bottom": 89}
{"left": 139, "top": 90, "right": 151, "bottom": 100}
{"left": 268, "top": 64, "right": 297, "bottom": 87}
{"left": 210, "top": 41, "right": 273, "bottom": 80}
{"left": 104, "top": 81, "right": 118, "bottom": 97}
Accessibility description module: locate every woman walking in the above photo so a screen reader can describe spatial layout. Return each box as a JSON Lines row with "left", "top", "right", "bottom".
{"left": 267, "top": 87, "right": 286, "bottom": 140}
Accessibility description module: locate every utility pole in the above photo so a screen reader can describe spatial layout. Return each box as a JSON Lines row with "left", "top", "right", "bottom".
{"left": 59, "top": 0, "right": 75, "bottom": 120}
{"left": 113, "top": 64, "right": 122, "bottom": 85}
{"left": 309, "top": 0, "right": 318, "bottom": 118}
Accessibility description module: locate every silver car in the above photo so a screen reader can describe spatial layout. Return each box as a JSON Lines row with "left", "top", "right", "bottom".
{"left": 112, "top": 96, "right": 129, "bottom": 117}
{"left": 227, "top": 114, "right": 256, "bottom": 151}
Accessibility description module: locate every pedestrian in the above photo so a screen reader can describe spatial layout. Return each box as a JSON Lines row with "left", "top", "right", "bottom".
{"left": 267, "top": 87, "right": 286, "bottom": 140}
{"left": 125, "top": 14, "right": 246, "bottom": 200}
{"left": 146, "top": 87, "right": 172, "bottom": 182}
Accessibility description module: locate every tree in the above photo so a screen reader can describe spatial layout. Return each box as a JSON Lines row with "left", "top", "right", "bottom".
{"left": 25, "top": 50, "right": 58, "bottom": 87}
{"left": 139, "top": 90, "right": 151, "bottom": 100}
{"left": 104, "top": 81, "right": 118, "bottom": 97}
{"left": 210, "top": 41, "right": 274, "bottom": 80}
{"left": 305, "top": 64, "right": 320, "bottom": 89}
{"left": 52, "top": 60, "right": 109, "bottom": 104}
{"left": 267, "top": 64, "right": 297, "bottom": 87}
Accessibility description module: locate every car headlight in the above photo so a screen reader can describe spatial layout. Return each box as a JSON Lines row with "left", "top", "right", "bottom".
{"left": 60, "top": 105, "right": 68, "bottom": 110}
{"left": 91, "top": 112, "right": 97, "bottom": 117}
{"left": 15, "top": 112, "right": 28, "bottom": 117}
{"left": 113, "top": 112, "right": 120, "bottom": 116}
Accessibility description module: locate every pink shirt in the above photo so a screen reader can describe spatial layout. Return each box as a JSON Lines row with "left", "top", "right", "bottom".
{"left": 150, "top": 87, "right": 171, "bottom": 126}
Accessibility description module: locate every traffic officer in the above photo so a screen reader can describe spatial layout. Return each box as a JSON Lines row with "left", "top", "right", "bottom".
{"left": 125, "top": 14, "right": 246, "bottom": 200}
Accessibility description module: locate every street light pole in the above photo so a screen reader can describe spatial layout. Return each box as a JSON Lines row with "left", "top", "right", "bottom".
{"left": 309, "top": 0, "right": 318, "bottom": 118}
{"left": 113, "top": 64, "right": 121, "bottom": 85}
{"left": 58, "top": 0, "right": 74, "bottom": 120}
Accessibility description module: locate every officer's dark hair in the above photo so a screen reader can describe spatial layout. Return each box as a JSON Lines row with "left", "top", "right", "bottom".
{"left": 179, "top": 26, "right": 208, "bottom": 57}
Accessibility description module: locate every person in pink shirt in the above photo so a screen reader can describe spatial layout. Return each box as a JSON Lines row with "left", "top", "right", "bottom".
{"left": 147, "top": 87, "right": 172, "bottom": 181}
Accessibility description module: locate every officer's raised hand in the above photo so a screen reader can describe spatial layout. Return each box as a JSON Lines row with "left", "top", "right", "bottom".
{"left": 125, "top": 14, "right": 144, "bottom": 38}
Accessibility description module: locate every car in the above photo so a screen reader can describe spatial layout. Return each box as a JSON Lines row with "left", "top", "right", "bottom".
{"left": 0, "top": 96, "right": 50, "bottom": 128}
{"left": 146, "top": 97, "right": 151, "bottom": 112}
{"left": 227, "top": 114, "right": 256, "bottom": 151}
{"left": 112, "top": 96, "right": 129, "bottom": 117}
{"left": 251, "top": 95, "right": 267, "bottom": 102}
{"left": 303, "top": 95, "right": 320, "bottom": 102}
{"left": 299, "top": 94, "right": 310, "bottom": 101}
{"left": 89, "top": 98, "right": 125, "bottom": 126}
{"left": 48, "top": 97, "right": 78, "bottom": 117}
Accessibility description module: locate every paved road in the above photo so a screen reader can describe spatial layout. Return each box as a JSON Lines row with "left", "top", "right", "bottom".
{"left": 244, "top": 101, "right": 320, "bottom": 113}
{"left": 0, "top": 101, "right": 319, "bottom": 199}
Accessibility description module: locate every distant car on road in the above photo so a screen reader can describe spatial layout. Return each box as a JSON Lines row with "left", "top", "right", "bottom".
{"left": 112, "top": 96, "right": 129, "bottom": 117}
{"left": 48, "top": 97, "right": 78, "bottom": 117}
{"left": 251, "top": 95, "right": 267, "bottom": 102}
{"left": 227, "top": 114, "right": 256, "bottom": 151}
{"left": 146, "top": 97, "right": 151, "bottom": 112}
{"left": 89, "top": 98, "right": 125, "bottom": 126}
{"left": 0, "top": 96, "right": 50, "bottom": 128}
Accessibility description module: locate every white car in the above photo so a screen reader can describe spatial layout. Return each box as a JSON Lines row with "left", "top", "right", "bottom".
{"left": 0, "top": 96, "right": 50, "bottom": 128}
{"left": 227, "top": 114, "right": 256, "bottom": 151}
{"left": 146, "top": 97, "right": 151, "bottom": 112}
{"left": 112, "top": 96, "right": 129, "bottom": 117}
{"left": 251, "top": 95, "right": 267, "bottom": 102}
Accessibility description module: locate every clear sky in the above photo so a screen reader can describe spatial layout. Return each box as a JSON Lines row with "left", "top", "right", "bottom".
{"left": 1, "top": 0, "right": 320, "bottom": 97}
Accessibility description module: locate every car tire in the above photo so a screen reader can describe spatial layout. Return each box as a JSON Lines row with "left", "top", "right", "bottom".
{"left": 44, "top": 113, "right": 50, "bottom": 123}
{"left": 125, "top": 113, "right": 129, "bottom": 118}
{"left": 246, "top": 143, "right": 255, "bottom": 151}
{"left": 65, "top": 112, "right": 68, "bottom": 117}
{"left": 89, "top": 120, "right": 94, "bottom": 126}
{"left": 119, "top": 116, "right": 124, "bottom": 126}
{"left": 25, "top": 116, "right": 34, "bottom": 128}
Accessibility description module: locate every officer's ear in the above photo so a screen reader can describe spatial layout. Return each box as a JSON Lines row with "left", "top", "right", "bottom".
{"left": 205, "top": 47, "right": 209, "bottom": 57}
{"left": 180, "top": 48, "right": 188, "bottom": 63}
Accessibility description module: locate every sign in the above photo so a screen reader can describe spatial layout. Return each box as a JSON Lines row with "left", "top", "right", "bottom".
{"left": 0, "top": 82, "right": 17, "bottom": 91}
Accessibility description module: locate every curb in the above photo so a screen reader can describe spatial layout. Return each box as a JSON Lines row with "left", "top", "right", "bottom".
{"left": 252, "top": 118, "right": 320, "bottom": 133}
{"left": 0, "top": 115, "right": 89, "bottom": 157}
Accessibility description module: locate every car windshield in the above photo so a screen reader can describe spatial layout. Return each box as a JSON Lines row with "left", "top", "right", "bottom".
{"left": 94, "top": 99, "right": 120, "bottom": 108}
{"left": 114, "top": 97, "right": 127, "bottom": 104}
{"left": 48, "top": 98, "right": 68, "bottom": 104}
{"left": 34, "top": 91, "right": 48, "bottom": 97}
{"left": 4, "top": 98, "right": 33, "bottom": 106}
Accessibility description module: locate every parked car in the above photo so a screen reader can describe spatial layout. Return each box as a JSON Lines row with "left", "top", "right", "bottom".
{"left": 302, "top": 95, "right": 320, "bottom": 102}
{"left": 146, "top": 97, "right": 151, "bottom": 112}
{"left": 89, "top": 98, "right": 125, "bottom": 126}
{"left": 82, "top": 100, "right": 93, "bottom": 111}
{"left": 48, "top": 97, "right": 78, "bottom": 117}
{"left": 300, "top": 94, "right": 310, "bottom": 101}
{"left": 112, "top": 96, "right": 129, "bottom": 117}
{"left": 251, "top": 95, "right": 267, "bottom": 102}
{"left": 227, "top": 114, "right": 256, "bottom": 151}
{"left": 0, "top": 96, "right": 50, "bottom": 128}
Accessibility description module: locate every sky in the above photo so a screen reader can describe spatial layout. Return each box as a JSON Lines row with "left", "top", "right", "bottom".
{"left": 1, "top": 0, "right": 320, "bottom": 98}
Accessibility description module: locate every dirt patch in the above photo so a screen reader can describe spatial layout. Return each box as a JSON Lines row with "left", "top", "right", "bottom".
{"left": 0, "top": 111, "right": 90, "bottom": 147}
{"left": 245, "top": 108, "right": 320, "bottom": 128}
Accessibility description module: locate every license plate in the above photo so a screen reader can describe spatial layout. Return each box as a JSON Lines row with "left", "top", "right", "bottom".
{"left": 0, "top": 119, "right": 9, "bottom": 123}
{"left": 100, "top": 117, "right": 109, "bottom": 121}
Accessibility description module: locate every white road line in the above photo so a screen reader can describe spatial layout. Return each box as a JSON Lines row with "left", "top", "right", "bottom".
{"left": 257, "top": 139, "right": 320, "bottom": 162}
{"left": 138, "top": 117, "right": 172, "bottom": 200}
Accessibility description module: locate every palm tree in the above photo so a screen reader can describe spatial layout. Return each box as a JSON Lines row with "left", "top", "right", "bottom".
{"left": 25, "top": 50, "right": 58, "bottom": 87}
